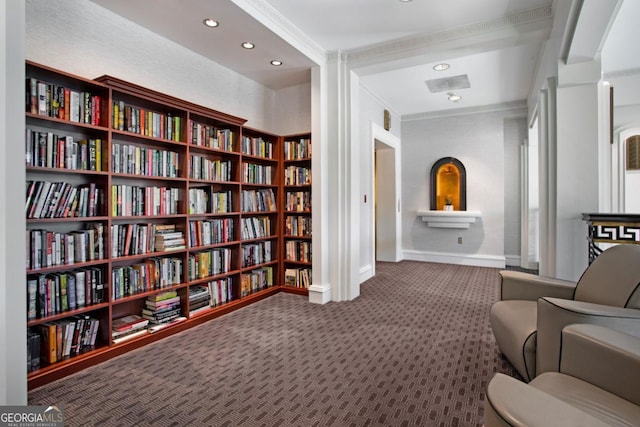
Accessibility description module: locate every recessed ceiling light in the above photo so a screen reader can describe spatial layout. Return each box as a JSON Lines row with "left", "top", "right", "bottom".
{"left": 270, "top": 60, "right": 283, "bottom": 66}
{"left": 203, "top": 18, "right": 219, "bottom": 28}
{"left": 242, "top": 42, "right": 255, "bottom": 49}
{"left": 399, "top": 0, "right": 413, "bottom": 2}
{"left": 433, "top": 63, "right": 450, "bottom": 71}
{"left": 447, "top": 92, "right": 462, "bottom": 102}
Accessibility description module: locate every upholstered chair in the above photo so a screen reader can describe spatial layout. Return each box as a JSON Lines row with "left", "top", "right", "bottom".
{"left": 490, "top": 244, "right": 640, "bottom": 381}
{"left": 484, "top": 324, "right": 640, "bottom": 426}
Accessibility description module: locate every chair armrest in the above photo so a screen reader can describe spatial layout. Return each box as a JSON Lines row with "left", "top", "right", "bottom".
{"left": 536, "top": 297, "right": 640, "bottom": 375}
{"left": 484, "top": 373, "right": 610, "bottom": 427}
{"left": 498, "top": 271, "right": 576, "bottom": 301}
{"left": 561, "top": 324, "right": 640, "bottom": 406}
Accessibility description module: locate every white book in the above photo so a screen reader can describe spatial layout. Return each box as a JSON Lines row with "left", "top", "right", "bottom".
{"left": 70, "top": 90, "right": 80, "bottom": 122}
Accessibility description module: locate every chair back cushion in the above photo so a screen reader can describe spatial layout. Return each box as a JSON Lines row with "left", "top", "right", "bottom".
{"left": 574, "top": 244, "right": 640, "bottom": 307}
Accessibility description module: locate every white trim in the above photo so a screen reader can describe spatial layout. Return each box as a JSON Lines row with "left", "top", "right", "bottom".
{"left": 359, "top": 264, "right": 374, "bottom": 283}
{"left": 403, "top": 101, "right": 527, "bottom": 122}
{"left": 505, "top": 255, "right": 521, "bottom": 266}
{"left": 403, "top": 250, "right": 506, "bottom": 268}
{"left": 308, "top": 284, "right": 332, "bottom": 305}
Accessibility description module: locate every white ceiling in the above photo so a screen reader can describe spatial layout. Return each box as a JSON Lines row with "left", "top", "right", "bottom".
{"left": 90, "top": 0, "right": 638, "bottom": 117}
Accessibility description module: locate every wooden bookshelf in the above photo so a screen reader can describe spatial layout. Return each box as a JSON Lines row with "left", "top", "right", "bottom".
{"left": 25, "top": 61, "right": 311, "bottom": 389}
{"left": 281, "top": 134, "right": 312, "bottom": 292}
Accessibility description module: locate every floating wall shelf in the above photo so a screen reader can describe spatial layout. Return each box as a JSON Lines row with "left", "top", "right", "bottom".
{"left": 417, "top": 210, "right": 482, "bottom": 229}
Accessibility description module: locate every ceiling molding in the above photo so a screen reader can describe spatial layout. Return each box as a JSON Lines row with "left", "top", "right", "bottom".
{"left": 230, "top": 0, "right": 327, "bottom": 65}
{"left": 402, "top": 100, "right": 527, "bottom": 122}
{"left": 347, "top": 5, "right": 552, "bottom": 69}
{"left": 604, "top": 68, "right": 640, "bottom": 79}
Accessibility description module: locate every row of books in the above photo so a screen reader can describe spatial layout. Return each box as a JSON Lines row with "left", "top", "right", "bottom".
{"left": 189, "top": 121, "right": 235, "bottom": 151}
{"left": 188, "top": 285, "right": 211, "bottom": 316}
{"left": 187, "top": 248, "right": 232, "bottom": 280}
{"left": 242, "top": 241, "right": 273, "bottom": 268}
{"left": 189, "top": 156, "right": 232, "bottom": 181}
{"left": 111, "top": 223, "right": 176, "bottom": 257}
{"left": 241, "top": 216, "right": 272, "bottom": 240}
{"left": 188, "top": 218, "right": 235, "bottom": 247}
{"left": 207, "top": 277, "right": 233, "bottom": 307}
{"left": 25, "top": 130, "right": 103, "bottom": 172}
{"left": 28, "top": 315, "right": 100, "bottom": 371}
{"left": 26, "top": 181, "right": 103, "bottom": 219}
{"left": 142, "top": 291, "right": 183, "bottom": 326}
{"left": 111, "top": 257, "right": 183, "bottom": 299}
{"left": 284, "top": 267, "right": 312, "bottom": 289}
{"left": 111, "top": 142, "right": 180, "bottom": 178}
{"left": 241, "top": 189, "right": 276, "bottom": 212}
{"left": 243, "top": 163, "right": 274, "bottom": 185}
{"left": 285, "top": 215, "right": 312, "bottom": 237}
{"left": 188, "top": 189, "right": 235, "bottom": 215}
{"left": 27, "top": 268, "right": 105, "bottom": 319}
{"left": 284, "top": 166, "right": 311, "bottom": 186}
{"left": 283, "top": 138, "right": 311, "bottom": 160}
{"left": 112, "top": 101, "right": 182, "bottom": 142}
{"left": 240, "top": 266, "right": 273, "bottom": 297}
{"left": 26, "top": 78, "right": 102, "bottom": 126}
{"left": 111, "top": 185, "right": 181, "bottom": 217}
{"left": 285, "top": 191, "right": 311, "bottom": 212}
{"left": 27, "top": 223, "right": 104, "bottom": 270}
{"left": 286, "top": 240, "right": 312, "bottom": 263}
{"left": 241, "top": 136, "right": 274, "bottom": 159}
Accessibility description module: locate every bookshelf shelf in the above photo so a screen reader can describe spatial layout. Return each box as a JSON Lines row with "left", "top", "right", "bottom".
{"left": 24, "top": 61, "right": 311, "bottom": 389}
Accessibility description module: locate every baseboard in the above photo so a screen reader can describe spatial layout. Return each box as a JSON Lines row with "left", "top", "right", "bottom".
{"left": 359, "top": 264, "right": 374, "bottom": 283}
{"left": 308, "top": 283, "right": 332, "bottom": 304}
{"left": 402, "top": 250, "right": 506, "bottom": 268}
{"left": 505, "top": 255, "right": 520, "bottom": 266}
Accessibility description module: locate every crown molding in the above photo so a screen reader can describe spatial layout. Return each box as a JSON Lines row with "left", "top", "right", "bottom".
{"left": 605, "top": 68, "right": 640, "bottom": 80}
{"left": 230, "top": 0, "right": 326, "bottom": 66}
{"left": 402, "top": 100, "right": 527, "bottom": 122}
{"left": 347, "top": 5, "right": 552, "bottom": 68}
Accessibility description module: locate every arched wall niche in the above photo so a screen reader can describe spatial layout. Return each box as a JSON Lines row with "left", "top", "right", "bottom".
{"left": 430, "top": 157, "right": 467, "bottom": 211}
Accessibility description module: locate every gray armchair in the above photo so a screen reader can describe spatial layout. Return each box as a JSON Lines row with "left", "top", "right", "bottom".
{"left": 484, "top": 324, "right": 640, "bottom": 426}
{"left": 490, "top": 244, "right": 640, "bottom": 381}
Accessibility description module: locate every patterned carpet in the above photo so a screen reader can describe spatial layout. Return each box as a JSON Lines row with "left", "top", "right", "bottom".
{"left": 29, "top": 261, "right": 519, "bottom": 426}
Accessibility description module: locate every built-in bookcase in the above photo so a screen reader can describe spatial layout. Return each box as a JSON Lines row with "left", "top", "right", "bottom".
{"left": 281, "top": 134, "right": 312, "bottom": 292}
{"left": 25, "top": 61, "right": 314, "bottom": 389}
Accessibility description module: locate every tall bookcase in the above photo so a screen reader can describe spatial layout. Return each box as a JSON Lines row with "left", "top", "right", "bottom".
{"left": 281, "top": 134, "right": 312, "bottom": 293}
{"left": 24, "top": 61, "right": 311, "bottom": 389}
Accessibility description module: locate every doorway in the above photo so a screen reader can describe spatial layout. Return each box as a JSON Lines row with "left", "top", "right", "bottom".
{"left": 371, "top": 122, "right": 401, "bottom": 267}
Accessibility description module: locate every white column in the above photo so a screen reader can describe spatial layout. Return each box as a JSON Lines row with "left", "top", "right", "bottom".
{"left": 555, "top": 60, "right": 604, "bottom": 280}
{"left": 1, "top": 0, "right": 27, "bottom": 405}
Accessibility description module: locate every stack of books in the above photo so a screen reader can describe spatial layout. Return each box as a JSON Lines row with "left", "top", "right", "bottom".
{"left": 111, "top": 314, "right": 149, "bottom": 344}
{"left": 188, "top": 285, "right": 211, "bottom": 316}
{"left": 142, "top": 291, "right": 182, "bottom": 328}
{"left": 154, "top": 224, "right": 186, "bottom": 252}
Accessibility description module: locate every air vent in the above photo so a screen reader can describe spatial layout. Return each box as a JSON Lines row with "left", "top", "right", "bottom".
{"left": 425, "top": 75, "right": 470, "bottom": 93}
{"left": 627, "top": 135, "right": 640, "bottom": 170}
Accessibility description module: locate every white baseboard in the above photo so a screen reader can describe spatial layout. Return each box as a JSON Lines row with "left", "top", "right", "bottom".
{"left": 308, "top": 283, "right": 331, "bottom": 304}
{"left": 359, "top": 264, "right": 374, "bottom": 283}
{"left": 402, "top": 250, "right": 506, "bottom": 268}
{"left": 505, "top": 255, "right": 520, "bottom": 266}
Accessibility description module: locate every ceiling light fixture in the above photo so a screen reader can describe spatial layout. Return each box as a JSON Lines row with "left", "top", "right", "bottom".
{"left": 433, "top": 63, "right": 450, "bottom": 71}
{"left": 203, "top": 18, "right": 219, "bottom": 28}
{"left": 241, "top": 42, "right": 255, "bottom": 49}
{"left": 270, "top": 60, "right": 283, "bottom": 66}
{"left": 447, "top": 92, "right": 462, "bottom": 102}
{"left": 399, "top": 0, "right": 413, "bottom": 2}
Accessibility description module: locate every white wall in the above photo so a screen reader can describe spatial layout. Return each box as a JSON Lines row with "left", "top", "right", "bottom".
{"left": 25, "top": 0, "right": 310, "bottom": 134}
{"left": 401, "top": 108, "right": 524, "bottom": 267}
{"left": 275, "top": 82, "right": 312, "bottom": 135}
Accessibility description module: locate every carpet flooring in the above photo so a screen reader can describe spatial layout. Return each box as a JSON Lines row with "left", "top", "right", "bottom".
{"left": 29, "top": 261, "right": 519, "bottom": 426}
